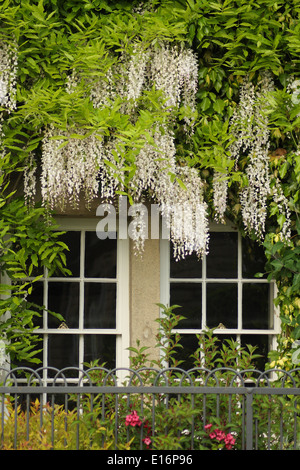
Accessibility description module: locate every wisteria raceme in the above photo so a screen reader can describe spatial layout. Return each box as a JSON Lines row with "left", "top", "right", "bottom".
{"left": 270, "top": 177, "right": 292, "bottom": 242}
{"left": 212, "top": 78, "right": 258, "bottom": 225}
{"left": 212, "top": 171, "right": 228, "bottom": 224}
{"left": 226, "top": 73, "right": 276, "bottom": 238}
{"left": 239, "top": 74, "right": 273, "bottom": 238}
{"left": 149, "top": 43, "right": 198, "bottom": 126}
{"left": 240, "top": 143, "right": 271, "bottom": 239}
{"left": 126, "top": 44, "right": 150, "bottom": 105}
{"left": 0, "top": 40, "right": 18, "bottom": 112}
{"left": 288, "top": 77, "right": 300, "bottom": 108}
{"left": 41, "top": 127, "right": 105, "bottom": 210}
{"left": 229, "top": 79, "right": 257, "bottom": 164}
{"left": 23, "top": 154, "right": 37, "bottom": 207}
{"left": 99, "top": 138, "right": 126, "bottom": 201}
{"left": 160, "top": 166, "right": 209, "bottom": 260}
{"left": 130, "top": 125, "right": 177, "bottom": 201}
{"left": 40, "top": 127, "right": 66, "bottom": 210}
{"left": 224, "top": 71, "right": 292, "bottom": 241}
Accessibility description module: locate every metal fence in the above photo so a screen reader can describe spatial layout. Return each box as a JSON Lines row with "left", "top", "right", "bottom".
{"left": 1, "top": 366, "right": 299, "bottom": 451}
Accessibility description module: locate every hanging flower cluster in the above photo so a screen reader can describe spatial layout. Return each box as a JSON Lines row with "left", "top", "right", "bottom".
{"left": 0, "top": 40, "right": 18, "bottom": 166}
{"left": 212, "top": 172, "right": 228, "bottom": 224}
{"left": 40, "top": 126, "right": 126, "bottom": 210}
{"left": 213, "top": 72, "right": 291, "bottom": 242}
{"left": 23, "top": 154, "right": 37, "bottom": 207}
{"left": 239, "top": 73, "right": 274, "bottom": 239}
{"left": 89, "top": 41, "right": 198, "bottom": 127}
{"left": 0, "top": 40, "right": 18, "bottom": 112}
{"left": 288, "top": 77, "right": 300, "bottom": 108}
{"left": 160, "top": 166, "right": 209, "bottom": 260}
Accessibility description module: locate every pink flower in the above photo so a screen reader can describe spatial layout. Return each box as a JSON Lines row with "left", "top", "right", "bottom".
{"left": 206, "top": 424, "right": 235, "bottom": 449}
{"left": 215, "top": 429, "right": 226, "bottom": 441}
{"left": 143, "top": 437, "right": 152, "bottom": 446}
{"left": 125, "top": 410, "right": 142, "bottom": 427}
{"left": 224, "top": 433, "right": 236, "bottom": 450}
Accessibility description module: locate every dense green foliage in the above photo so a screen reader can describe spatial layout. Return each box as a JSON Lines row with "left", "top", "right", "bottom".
{"left": 0, "top": 0, "right": 299, "bottom": 366}
{"left": 0, "top": 156, "right": 67, "bottom": 365}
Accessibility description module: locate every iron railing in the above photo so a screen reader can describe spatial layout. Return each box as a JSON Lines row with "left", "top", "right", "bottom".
{"left": 0, "top": 366, "right": 299, "bottom": 450}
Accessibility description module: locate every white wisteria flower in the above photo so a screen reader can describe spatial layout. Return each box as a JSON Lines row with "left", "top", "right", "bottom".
{"left": 34, "top": 40, "right": 205, "bottom": 258}
{"left": 24, "top": 154, "right": 37, "bottom": 207}
{"left": 227, "top": 73, "right": 277, "bottom": 239}
{"left": 212, "top": 171, "right": 228, "bottom": 224}
{"left": 0, "top": 40, "right": 18, "bottom": 112}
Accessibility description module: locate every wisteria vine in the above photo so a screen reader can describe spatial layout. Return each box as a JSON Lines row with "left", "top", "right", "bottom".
{"left": 0, "top": 37, "right": 293, "bottom": 258}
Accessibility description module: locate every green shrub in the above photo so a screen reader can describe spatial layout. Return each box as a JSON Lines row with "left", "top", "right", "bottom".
{"left": 1, "top": 306, "right": 299, "bottom": 450}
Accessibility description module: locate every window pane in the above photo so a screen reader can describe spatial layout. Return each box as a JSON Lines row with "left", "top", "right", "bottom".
{"left": 242, "top": 237, "right": 267, "bottom": 278}
{"left": 53, "top": 231, "right": 80, "bottom": 277}
{"left": 206, "top": 232, "right": 238, "bottom": 278}
{"left": 85, "top": 232, "right": 116, "bottom": 278}
{"left": 84, "top": 283, "right": 116, "bottom": 328}
{"left": 48, "top": 282, "right": 80, "bottom": 328}
{"left": 170, "top": 283, "right": 202, "bottom": 328}
{"left": 206, "top": 283, "right": 238, "bottom": 329}
{"left": 242, "top": 284, "right": 271, "bottom": 329}
{"left": 241, "top": 335, "right": 269, "bottom": 371}
{"left": 48, "top": 334, "right": 79, "bottom": 370}
{"left": 84, "top": 334, "right": 116, "bottom": 369}
{"left": 26, "top": 281, "right": 44, "bottom": 328}
{"left": 170, "top": 247, "right": 202, "bottom": 278}
{"left": 176, "top": 334, "right": 237, "bottom": 370}
{"left": 176, "top": 334, "right": 199, "bottom": 370}
{"left": 16, "top": 335, "right": 43, "bottom": 371}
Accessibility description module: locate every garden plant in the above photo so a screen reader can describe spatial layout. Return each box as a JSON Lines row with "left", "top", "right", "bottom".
{"left": 0, "top": 0, "right": 299, "bottom": 452}
{"left": 1, "top": 306, "right": 299, "bottom": 450}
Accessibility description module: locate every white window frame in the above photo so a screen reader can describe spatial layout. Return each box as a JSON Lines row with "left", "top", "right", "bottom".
{"left": 160, "top": 222, "right": 280, "bottom": 365}
{"left": 2, "top": 217, "right": 130, "bottom": 382}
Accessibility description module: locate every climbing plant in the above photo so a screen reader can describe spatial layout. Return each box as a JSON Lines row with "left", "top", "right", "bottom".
{"left": 0, "top": 0, "right": 299, "bottom": 367}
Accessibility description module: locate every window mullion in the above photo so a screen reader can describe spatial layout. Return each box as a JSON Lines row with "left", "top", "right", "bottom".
{"left": 78, "top": 230, "right": 85, "bottom": 368}
{"left": 202, "top": 250, "right": 206, "bottom": 330}
{"left": 237, "top": 232, "right": 243, "bottom": 330}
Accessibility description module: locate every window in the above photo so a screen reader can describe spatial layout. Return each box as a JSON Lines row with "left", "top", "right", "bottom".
{"left": 160, "top": 224, "right": 279, "bottom": 370}
{"left": 23, "top": 218, "right": 129, "bottom": 380}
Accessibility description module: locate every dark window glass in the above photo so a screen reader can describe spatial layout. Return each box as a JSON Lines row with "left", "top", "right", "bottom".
{"left": 85, "top": 232, "right": 117, "bottom": 278}
{"left": 16, "top": 335, "right": 43, "bottom": 372}
{"left": 176, "top": 334, "right": 237, "bottom": 370}
{"left": 175, "top": 334, "right": 200, "bottom": 370}
{"left": 242, "top": 284, "right": 271, "bottom": 329}
{"left": 84, "top": 334, "right": 116, "bottom": 368}
{"left": 53, "top": 231, "right": 80, "bottom": 277}
{"left": 242, "top": 237, "right": 267, "bottom": 278}
{"left": 170, "top": 247, "right": 202, "bottom": 279}
{"left": 48, "top": 282, "right": 80, "bottom": 328}
{"left": 48, "top": 334, "right": 79, "bottom": 370}
{"left": 206, "top": 232, "right": 238, "bottom": 278}
{"left": 27, "top": 281, "right": 44, "bottom": 328}
{"left": 206, "top": 283, "right": 238, "bottom": 329}
{"left": 170, "top": 283, "right": 202, "bottom": 328}
{"left": 84, "top": 283, "right": 116, "bottom": 329}
{"left": 241, "top": 335, "right": 269, "bottom": 371}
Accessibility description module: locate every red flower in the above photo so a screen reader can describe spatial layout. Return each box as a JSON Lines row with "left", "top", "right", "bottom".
{"left": 125, "top": 410, "right": 142, "bottom": 427}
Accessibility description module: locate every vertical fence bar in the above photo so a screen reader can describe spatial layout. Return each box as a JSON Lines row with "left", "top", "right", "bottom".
{"left": 245, "top": 389, "right": 253, "bottom": 450}
{"left": 13, "top": 392, "right": 18, "bottom": 449}
{"left": 0, "top": 392, "right": 4, "bottom": 448}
